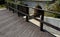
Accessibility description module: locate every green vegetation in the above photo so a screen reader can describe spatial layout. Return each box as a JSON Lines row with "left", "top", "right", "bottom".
{"left": 44, "top": 12, "right": 56, "bottom": 17}
{"left": 0, "top": 5, "right": 5, "bottom": 8}
{"left": 6, "top": 0, "right": 14, "bottom": 2}
{"left": 45, "top": 0, "right": 60, "bottom": 18}
{"left": 5, "top": 0, "right": 60, "bottom": 18}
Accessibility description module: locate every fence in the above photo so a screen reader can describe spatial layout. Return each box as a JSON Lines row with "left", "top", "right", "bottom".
{"left": 5, "top": 1, "right": 60, "bottom": 36}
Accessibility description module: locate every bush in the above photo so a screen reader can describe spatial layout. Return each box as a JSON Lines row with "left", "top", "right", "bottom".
{"left": 0, "top": 5, "right": 5, "bottom": 8}
{"left": 45, "top": 0, "right": 60, "bottom": 18}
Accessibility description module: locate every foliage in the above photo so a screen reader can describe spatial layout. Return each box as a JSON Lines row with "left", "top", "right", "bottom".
{"left": 0, "top": 5, "right": 5, "bottom": 8}
{"left": 45, "top": 0, "right": 60, "bottom": 18}
{"left": 6, "top": 0, "right": 14, "bottom": 2}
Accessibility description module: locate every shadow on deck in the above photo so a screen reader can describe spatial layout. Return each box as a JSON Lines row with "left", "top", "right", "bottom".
{"left": 0, "top": 9, "right": 55, "bottom": 37}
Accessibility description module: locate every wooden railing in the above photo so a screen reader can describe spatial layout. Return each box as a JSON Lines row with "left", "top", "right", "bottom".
{"left": 5, "top": 1, "right": 60, "bottom": 32}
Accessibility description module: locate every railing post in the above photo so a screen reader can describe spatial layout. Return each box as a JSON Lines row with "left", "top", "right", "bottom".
{"left": 8, "top": 3, "right": 10, "bottom": 11}
{"left": 34, "top": 5, "right": 44, "bottom": 31}
{"left": 12, "top": 4, "right": 15, "bottom": 13}
{"left": 17, "top": 5, "right": 21, "bottom": 17}
{"left": 25, "top": 4, "right": 29, "bottom": 22}
{"left": 5, "top": 2, "right": 8, "bottom": 9}
{"left": 9, "top": 3, "right": 12, "bottom": 11}
{"left": 40, "top": 10, "right": 44, "bottom": 31}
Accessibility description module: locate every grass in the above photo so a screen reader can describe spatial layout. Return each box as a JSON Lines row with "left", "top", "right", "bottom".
{"left": 0, "top": 4, "right": 5, "bottom": 8}
{"left": 44, "top": 12, "right": 56, "bottom": 18}
{"left": 44, "top": 12, "right": 60, "bottom": 18}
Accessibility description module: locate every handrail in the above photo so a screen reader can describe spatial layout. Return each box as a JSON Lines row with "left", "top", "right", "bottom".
{"left": 6, "top": 1, "right": 60, "bottom": 14}
{"left": 8, "top": 5, "right": 60, "bottom": 31}
{"left": 6, "top": 1, "right": 60, "bottom": 31}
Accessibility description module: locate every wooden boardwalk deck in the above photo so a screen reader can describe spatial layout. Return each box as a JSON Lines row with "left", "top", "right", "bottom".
{"left": 0, "top": 9, "right": 55, "bottom": 37}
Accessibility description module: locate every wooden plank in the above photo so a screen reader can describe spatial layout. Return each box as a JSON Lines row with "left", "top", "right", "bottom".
{"left": 0, "top": 9, "right": 55, "bottom": 37}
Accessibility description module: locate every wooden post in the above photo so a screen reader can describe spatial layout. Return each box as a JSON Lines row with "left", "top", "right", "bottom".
{"left": 5, "top": 2, "right": 8, "bottom": 9}
{"left": 17, "top": 5, "right": 20, "bottom": 16}
{"left": 8, "top": 3, "right": 10, "bottom": 11}
{"left": 34, "top": 5, "right": 44, "bottom": 31}
{"left": 25, "top": 4, "right": 29, "bottom": 22}
{"left": 26, "top": 7, "right": 29, "bottom": 22}
{"left": 40, "top": 10, "right": 44, "bottom": 31}
{"left": 12, "top": 4, "right": 15, "bottom": 13}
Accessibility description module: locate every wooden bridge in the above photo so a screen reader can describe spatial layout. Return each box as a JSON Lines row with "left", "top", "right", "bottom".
{"left": 0, "top": 8, "right": 56, "bottom": 37}
{"left": 0, "top": 1, "right": 60, "bottom": 37}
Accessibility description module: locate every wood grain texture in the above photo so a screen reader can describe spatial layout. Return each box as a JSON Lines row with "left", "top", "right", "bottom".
{"left": 0, "top": 9, "right": 55, "bottom": 37}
